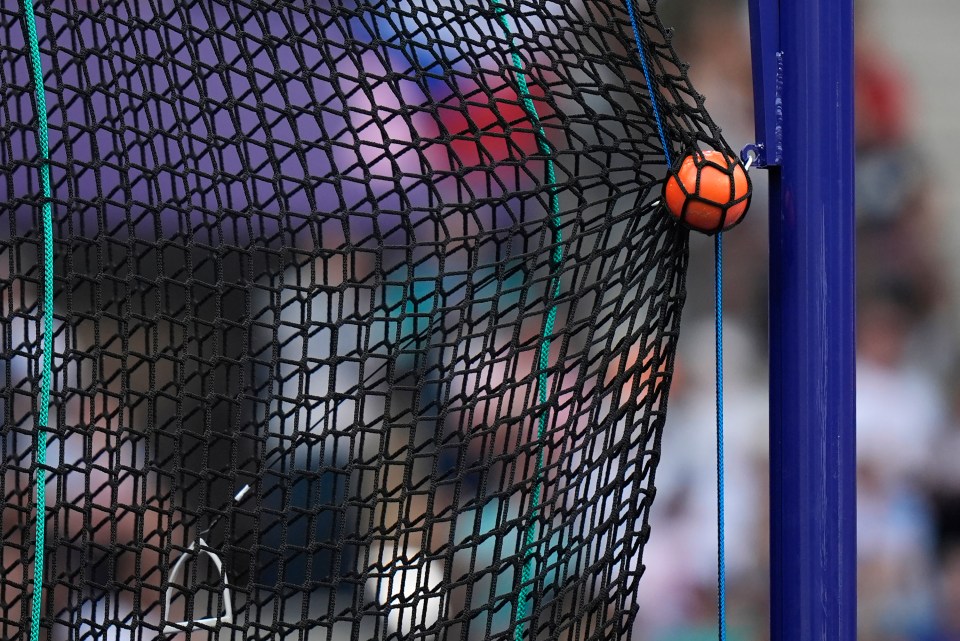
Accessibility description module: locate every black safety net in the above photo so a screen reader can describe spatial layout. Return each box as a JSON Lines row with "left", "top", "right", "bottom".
{"left": 0, "top": 1, "right": 738, "bottom": 639}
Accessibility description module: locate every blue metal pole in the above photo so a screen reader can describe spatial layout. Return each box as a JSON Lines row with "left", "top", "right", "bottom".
{"left": 763, "top": 0, "right": 857, "bottom": 640}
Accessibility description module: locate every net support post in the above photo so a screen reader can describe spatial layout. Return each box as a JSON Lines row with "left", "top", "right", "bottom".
{"left": 754, "top": 0, "right": 857, "bottom": 640}
{"left": 744, "top": 0, "right": 781, "bottom": 167}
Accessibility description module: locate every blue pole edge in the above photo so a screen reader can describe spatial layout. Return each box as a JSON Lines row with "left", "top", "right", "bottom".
{"left": 748, "top": 0, "right": 857, "bottom": 640}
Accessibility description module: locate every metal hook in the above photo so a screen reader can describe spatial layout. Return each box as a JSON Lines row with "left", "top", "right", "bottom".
{"left": 161, "top": 485, "right": 250, "bottom": 635}
{"left": 740, "top": 144, "right": 763, "bottom": 170}
{"left": 161, "top": 538, "right": 234, "bottom": 636}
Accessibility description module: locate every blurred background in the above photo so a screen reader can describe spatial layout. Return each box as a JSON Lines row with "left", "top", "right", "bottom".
{"left": 3, "top": 1, "right": 957, "bottom": 638}
{"left": 635, "top": 1, "right": 960, "bottom": 640}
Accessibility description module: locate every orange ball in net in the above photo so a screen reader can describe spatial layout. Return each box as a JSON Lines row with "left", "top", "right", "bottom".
{"left": 663, "top": 150, "right": 751, "bottom": 233}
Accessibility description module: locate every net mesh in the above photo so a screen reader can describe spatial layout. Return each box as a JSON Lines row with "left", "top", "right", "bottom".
{"left": 0, "top": 1, "right": 738, "bottom": 639}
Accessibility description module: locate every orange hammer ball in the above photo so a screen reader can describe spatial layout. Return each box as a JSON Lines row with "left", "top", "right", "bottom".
{"left": 663, "top": 150, "right": 751, "bottom": 233}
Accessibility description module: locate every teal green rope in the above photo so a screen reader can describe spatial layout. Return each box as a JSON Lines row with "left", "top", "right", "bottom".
{"left": 19, "top": 2, "right": 54, "bottom": 639}
{"left": 490, "top": 3, "right": 562, "bottom": 639}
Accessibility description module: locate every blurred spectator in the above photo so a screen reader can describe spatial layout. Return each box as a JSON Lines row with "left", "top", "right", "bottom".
{"left": 857, "top": 285, "right": 946, "bottom": 484}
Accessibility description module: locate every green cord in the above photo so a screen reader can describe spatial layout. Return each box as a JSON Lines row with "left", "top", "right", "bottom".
{"left": 490, "top": 3, "right": 563, "bottom": 639}
{"left": 19, "top": 1, "right": 55, "bottom": 639}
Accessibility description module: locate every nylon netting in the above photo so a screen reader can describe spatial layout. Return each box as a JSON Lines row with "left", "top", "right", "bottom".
{"left": 0, "top": 1, "right": 737, "bottom": 639}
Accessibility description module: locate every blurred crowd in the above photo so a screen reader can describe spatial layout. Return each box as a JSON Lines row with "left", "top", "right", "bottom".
{"left": 636, "top": 2, "right": 960, "bottom": 641}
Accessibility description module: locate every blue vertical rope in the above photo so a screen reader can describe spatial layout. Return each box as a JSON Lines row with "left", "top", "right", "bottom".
{"left": 625, "top": 2, "right": 727, "bottom": 639}
{"left": 490, "top": 2, "right": 563, "bottom": 639}
{"left": 715, "top": 233, "right": 726, "bottom": 641}
{"left": 18, "top": 1, "right": 55, "bottom": 640}
{"left": 624, "top": 0, "right": 672, "bottom": 168}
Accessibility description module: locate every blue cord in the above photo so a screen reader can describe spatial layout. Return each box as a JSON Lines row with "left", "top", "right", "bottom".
{"left": 715, "top": 233, "right": 726, "bottom": 641}
{"left": 624, "top": 0, "right": 672, "bottom": 167}
{"left": 626, "top": 3, "right": 727, "bottom": 639}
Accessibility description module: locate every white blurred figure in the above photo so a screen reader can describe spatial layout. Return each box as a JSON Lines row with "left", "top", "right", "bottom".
{"left": 365, "top": 541, "right": 445, "bottom": 638}
{"left": 857, "top": 292, "right": 945, "bottom": 485}
{"left": 262, "top": 254, "right": 385, "bottom": 469}
{"left": 856, "top": 291, "right": 942, "bottom": 640}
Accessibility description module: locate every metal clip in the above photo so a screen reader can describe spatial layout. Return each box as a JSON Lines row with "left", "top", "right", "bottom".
{"left": 161, "top": 538, "right": 233, "bottom": 636}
